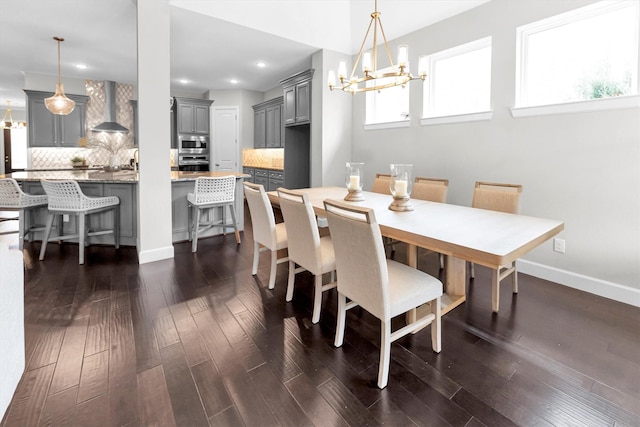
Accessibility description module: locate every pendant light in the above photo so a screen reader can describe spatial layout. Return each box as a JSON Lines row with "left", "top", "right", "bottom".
{"left": 45, "top": 36, "right": 76, "bottom": 115}
{"left": 0, "top": 100, "right": 25, "bottom": 129}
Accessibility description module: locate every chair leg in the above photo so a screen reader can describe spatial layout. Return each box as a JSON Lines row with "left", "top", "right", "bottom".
{"left": 311, "top": 274, "right": 323, "bottom": 324}
{"left": 378, "top": 321, "right": 392, "bottom": 389}
{"left": 431, "top": 297, "right": 442, "bottom": 353}
{"left": 39, "top": 213, "right": 55, "bottom": 261}
{"left": 268, "top": 249, "right": 278, "bottom": 290}
{"left": 114, "top": 206, "right": 120, "bottom": 249}
{"left": 18, "top": 210, "right": 26, "bottom": 250}
{"left": 334, "top": 293, "right": 347, "bottom": 347}
{"left": 286, "top": 260, "right": 296, "bottom": 301}
{"left": 229, "top": 204, "right": 241, "bottom": 244}
{"left": 492, "top": 269, "right": 500, "bottom": 312}
{"left": 78, "top": 213, "right": 86, "bottom": 265}
{"left": 192, "top": 207, "right": 201, "bottom": 252}
{"left": 252, "top": 242, "right": 260, "bottom": 275}
{"left": 187, "top": 204, "right": 193, "bottom": 242}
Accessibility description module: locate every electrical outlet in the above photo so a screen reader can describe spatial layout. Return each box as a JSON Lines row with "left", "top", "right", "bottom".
{"left": 553, "top": 238, "right": 565, "bottom": 253}
{"left": 63, "top": 214, "right": 69, "bottom": 222}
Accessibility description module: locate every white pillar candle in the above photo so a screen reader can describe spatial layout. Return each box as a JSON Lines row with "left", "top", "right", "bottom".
{"left": 395, "top": 179, "right": 408, "bottom": 197}
{"left": 349, "top": 175, "right": 360, "bottom": 190}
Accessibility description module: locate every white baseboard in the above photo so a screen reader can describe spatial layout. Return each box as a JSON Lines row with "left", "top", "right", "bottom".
{"left": 138, "top": 245, "right": 175, "bottom": 264}
{"left": 517, "top": 260, "right": 640, "bottom": 308}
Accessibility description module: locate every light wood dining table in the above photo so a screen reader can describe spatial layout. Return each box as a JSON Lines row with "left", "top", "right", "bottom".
{"left": 268, "top": 186, "right": 564, "bottom": 315}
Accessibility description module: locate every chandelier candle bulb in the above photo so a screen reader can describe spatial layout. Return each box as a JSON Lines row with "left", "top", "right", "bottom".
{"left": 328, "top": 70, "right": 336, "bottom": 89}
{"left": 418, "top": 55, "right": 428, "bottom": 79}
{"left": 338, "top": 61, "right": 347, "bottom": 79}
{"left": 363, "top": 52, "right": 372, "bottom": 73}
{"left": 398, "top": 45, "right": 409, "bottom": 68}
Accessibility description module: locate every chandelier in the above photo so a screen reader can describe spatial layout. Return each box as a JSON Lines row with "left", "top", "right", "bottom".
{"left": 328, "top": 0, "right": 427, "bottom": 94}
{"left": 0, "top": 100, "right": 25, "bottom": 130}
{"left": 45, "top": 36, "right": 76, "bottom": 115}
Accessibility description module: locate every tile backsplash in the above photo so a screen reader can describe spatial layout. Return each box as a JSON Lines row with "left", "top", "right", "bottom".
{"left": 242, "top": 148, "right": 284, "bottom": 170}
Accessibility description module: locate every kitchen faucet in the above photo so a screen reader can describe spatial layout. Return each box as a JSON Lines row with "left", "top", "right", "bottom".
{"left": 133, "top": 149, "right": 139, "bottom": 171}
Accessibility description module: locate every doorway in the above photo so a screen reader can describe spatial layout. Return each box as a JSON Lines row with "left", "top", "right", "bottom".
{"left": 212, "top": 107, "right": 239, "bottom": 172}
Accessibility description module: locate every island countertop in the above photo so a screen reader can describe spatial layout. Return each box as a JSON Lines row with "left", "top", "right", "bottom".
{"left": 3, "top": 170, "right": 249, "bottom": 183}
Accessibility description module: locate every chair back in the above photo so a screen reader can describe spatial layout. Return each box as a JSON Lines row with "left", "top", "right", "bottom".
{"left": 324, "top": 199, "right": 390, "bottom": 320}
{"left": 472, "top": 181, "right": 522, "bottom": 214}
{"left": 192, "top": 176, "right": 235, "bottom": 204}
{"left": 0, "top": 178, "right": 24, "bottom": 207}
{"left": 371, "top": 173, "right": 391, "bottom": 195}
{"left": 41, "top": 180, "right": 86, "bottom": 211}
{"left": 277, "top": 188, "right": 323, "bottom": 272}
{"left": 243, "top": 182, "right": 277, "bottom": 247}
{"left": 412, "top": 177, "right": 449, "bottom": 203}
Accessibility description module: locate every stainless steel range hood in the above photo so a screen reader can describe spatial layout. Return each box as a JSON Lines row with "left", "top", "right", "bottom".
{"left": 92, "top": 81, "right": 129, "bottom": 133}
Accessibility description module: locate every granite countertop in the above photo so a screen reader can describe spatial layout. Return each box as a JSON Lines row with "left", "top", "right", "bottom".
{"left": 242, "top": 164, "right": 284, "bottom": 171}
{"left": 3, "top": 170, "right": 249, "bottom": 184}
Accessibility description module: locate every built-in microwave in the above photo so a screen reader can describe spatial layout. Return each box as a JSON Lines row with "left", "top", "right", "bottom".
{"left": 178, "top": 135, "right": 208, "bottom": 154}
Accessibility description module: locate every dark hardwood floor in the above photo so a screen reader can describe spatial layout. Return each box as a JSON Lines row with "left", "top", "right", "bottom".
{"left": 2, "top": 205, "right": 639, "bottom": 427}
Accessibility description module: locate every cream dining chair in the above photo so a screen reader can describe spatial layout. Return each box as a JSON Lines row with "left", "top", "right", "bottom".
{"left": 324, "top": 199, "right": 442, "bottom": 389}
{"left": 277, "top": 188, "right": 337, "bottom": 324}
{"left": 187, "top": 176, "right": 241, "bottom": 252}
{"left": 412, "top": 177, "right": 449, "bottom": 269}
{"left": 371, "top": 173, "right": 391, "bottom": 195}
{"left": 243, "top": 182, "right": 288, "bottom": 289}
{"left": 0, "top": 178, "right": 49, "bottom": 250}
{"left": 470, "top": 181, "right": 523, "bottom": 312}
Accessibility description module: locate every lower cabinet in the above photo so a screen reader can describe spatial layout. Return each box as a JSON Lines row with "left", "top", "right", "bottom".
{"left": 243, "top": 168, "right": 285, "bottom": 192}
{"left": 268, "top": 170, "right": 284, "bottom": 192}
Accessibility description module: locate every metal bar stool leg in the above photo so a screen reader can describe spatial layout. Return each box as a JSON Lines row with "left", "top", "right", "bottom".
{"left": 39, "top": 213, "right": 56, "bottom": 261}
{"left": 78, "top": 213, "right": 86, "bottom": 265}
{"left": 229, "top": 204, "right": 241, "bottom": 244}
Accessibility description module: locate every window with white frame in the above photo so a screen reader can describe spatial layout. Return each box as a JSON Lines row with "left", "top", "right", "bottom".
{"left": 515, "top": 1, "right": 639, "bottom": 108}
{"left": 422, "top": 37, "right": 492, "bottom": 119}
{"left": 365, "top": 67, "right": 410, "bottom": 126}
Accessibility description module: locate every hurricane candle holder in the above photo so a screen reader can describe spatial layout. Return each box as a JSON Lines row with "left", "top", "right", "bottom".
{"left": 344, "top": 162, "right": 365, "bottom": 201}
{"left": 389, "top": 163, "right": 414, "bottom": 211}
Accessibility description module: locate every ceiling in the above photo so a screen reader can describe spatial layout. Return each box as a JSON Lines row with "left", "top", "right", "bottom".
{"left": 0, "top": 0, "right": 489, "bottom": 111}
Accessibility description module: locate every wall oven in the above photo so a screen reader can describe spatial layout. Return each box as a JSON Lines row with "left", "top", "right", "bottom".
{"left": 178, "top": 135, "right": 209, "bottom": 171}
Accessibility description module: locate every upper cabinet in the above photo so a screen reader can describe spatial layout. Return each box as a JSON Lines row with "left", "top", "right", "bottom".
{"left": 280, "top": 69, "right": 314, "bottom": 127}
{"left": 173, "top": 97, "right": 213, "bottom": 135}
{"left": 25, "top": 90, "right": 89, "bottom": 147}
{"left": 252, "top": 97, "right": 283, "bottom": 148}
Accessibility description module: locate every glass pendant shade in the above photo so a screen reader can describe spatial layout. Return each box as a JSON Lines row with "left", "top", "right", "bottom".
{"left": 45, "top": 37, "right": 75, "bottom": 116}
{"left": 45, "top": 83, "right": 75, "bottom": 115}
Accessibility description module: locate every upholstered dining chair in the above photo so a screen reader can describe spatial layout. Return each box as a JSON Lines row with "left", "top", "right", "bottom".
{"left": 471, "top": 181, "right": 523, "bottom": 312}
{"left": 243, "top": 182, "right": 288, "bottom": 290}
{"left": 0, "top": 178, "right": 48, "bottom": 250}
{"left": 187, "top": 176, "right": 240, "bottom": 252}
{"left": 277, "top": 188, "right": 336, "bottom": 324}
{"left": 39, "top": 180, "right": 120, "bottom": 265}
{"left": 412, "top": 177, "right": 449, "bottom": 269}
{"left": 371, "top": 173, "right": 392, "bottom": 195}
{"left": 324, "top": 199, "right": 442, "bottom": 389}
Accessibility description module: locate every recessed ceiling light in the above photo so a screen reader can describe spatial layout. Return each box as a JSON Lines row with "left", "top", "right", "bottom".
{"left": 256, "top": 62, "right": 266, "bottom": 68}
{"left": 230, "top": 79, "right": 238, "bottom": 84}
{"left": 75, "top": 64, "right": 87, "bottom": 70}
{"left": 179, "top": 79, "right": 189, "bottom": 84}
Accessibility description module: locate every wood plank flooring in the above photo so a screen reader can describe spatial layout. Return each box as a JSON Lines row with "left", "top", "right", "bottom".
{"left": 1, "top": 205, "right": 639, "bottom": 427}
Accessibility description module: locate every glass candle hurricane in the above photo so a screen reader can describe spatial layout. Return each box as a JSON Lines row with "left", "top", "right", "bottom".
{"left": 389, "top": 163, "right": 414, "bottom": 211}
{"left": 344, "top": 162, "right": 365, "bottom": 201}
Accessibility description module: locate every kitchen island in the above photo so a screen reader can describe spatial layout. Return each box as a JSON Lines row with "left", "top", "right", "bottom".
{"left": 4, "top": 170, "right": 249, "bottom": 246}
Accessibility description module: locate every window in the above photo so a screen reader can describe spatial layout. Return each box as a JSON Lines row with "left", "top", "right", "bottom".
{"left": 422, "top": 37, "right": 492, "bottom": 122}
{"left": 365, "top": 66, "right": 410, "bottom": 128}
{"left": 515, "top": 1, "right": 639, "bottom": 110}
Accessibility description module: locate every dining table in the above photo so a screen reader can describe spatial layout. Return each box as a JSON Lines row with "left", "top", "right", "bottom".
{"left": 267, "top": 186, "right": 565, "bottom": 315}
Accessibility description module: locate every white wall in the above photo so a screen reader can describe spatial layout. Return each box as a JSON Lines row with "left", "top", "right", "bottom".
{"left": 206, "top": 89, "right": 263, "bottom": 150}
{"left": 349, "top": 0, "right": 640, "bottom": 298}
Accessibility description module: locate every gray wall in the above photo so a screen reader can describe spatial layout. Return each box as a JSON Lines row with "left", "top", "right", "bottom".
{"left": 346, "top": 0, "right": 639, "bottom": 295}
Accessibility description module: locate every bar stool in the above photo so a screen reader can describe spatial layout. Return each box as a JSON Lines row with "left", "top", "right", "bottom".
{"left": 0, "top": 178, "right": 49, "bottom": 250}
{"left": 39, "top": 180, "right": 120, "bottom": 265}
{"left": 187, "top": 176, "right": 240, "bottom": 252}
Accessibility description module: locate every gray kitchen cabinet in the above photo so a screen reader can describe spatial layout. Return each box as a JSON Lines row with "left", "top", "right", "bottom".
{"left": 268, "top": 170, "right": 284, "bottom": 192}
{"left": 254, "top": 168, "right": 269, "bottom": 188}
{"left": 252, "top": 97, "right": 283, "bottom": 148}
{"left": 173, "top": 97, "right": 213, "bottom": 135}
{"left": 253, "top": 109, "right": 266, "bottom": 148}
{"left": 242, "top": 167, "right": 255, "bottom": 183}
{"left": 280, "top": 69, "right": 314, "bottom": 127}
{"left": 25, "top": 90, "right": 89, "bottom": 147}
